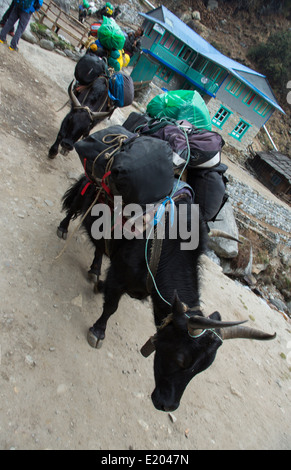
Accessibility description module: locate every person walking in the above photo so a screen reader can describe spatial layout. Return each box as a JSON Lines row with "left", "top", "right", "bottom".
{"left": 0, "top": 0, "right": 16, "bottom": 36}
{"left": 0, "top": 0, "right": 43, "bottom": 51}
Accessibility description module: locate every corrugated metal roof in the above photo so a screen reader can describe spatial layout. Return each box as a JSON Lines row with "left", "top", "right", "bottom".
{"left": 256, "top": 151, "right": 291, "bottom": 184}
{"left": 140, "top": 6, "right": 285, "bottom": 114}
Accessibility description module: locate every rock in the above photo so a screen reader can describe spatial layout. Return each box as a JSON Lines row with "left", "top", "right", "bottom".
{"left": 22, "top": 29, "right": 38, "bottom": 45}
{"left": 53, "top": 0, "right": 71, "bottom": 14}
{"left": 71, "top": 294, "right": 83, "bottom": 308}
{"left": 168, "top": 412, "right": 177, "bottom": 423}
{"left": 180, "top": 12, "right": 192, "bottom": 23}
{"left": 44, "top": 199, "right": 54, "bottom": 207}
{"left": 57, "top": 384, "right": 68, "bottom": 394}
{"left": 220, "top": 236, "right": 253, "bottom": 280}
{"left": 138, "top": 419, "right": 149, "bottom": 431}
{"left": 192, "top": 11, "right": 201, "bottom": 21}
{"left": 269, "top": 297, "right": 287, "bottom": 312}
{"left": 64, "top": 49, "right": 75, "bottom": 59}
{"left": 25, "top": 355, "right": 36, "bottom": 367}
{"left": 207, "top": 0, "right": 219, "bottom": 10}
{"left": 208, "top": 202, "right": 239, "bottom": 258}
{"left": 39, "top": 39, "right": 55, "bottom": 51}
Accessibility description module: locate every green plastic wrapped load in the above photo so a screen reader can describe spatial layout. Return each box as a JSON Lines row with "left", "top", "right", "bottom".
{"left": 97, "top": 17, "right": 125, "bottom": 51}
{"left": 146, "top": 90, "right": 212, "bottom": 130}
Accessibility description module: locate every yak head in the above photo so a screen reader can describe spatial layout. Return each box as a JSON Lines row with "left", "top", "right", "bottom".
{"left": 58, "top": 80, "right": 113, "bottom": 155}
{"left": 141, "top": 294, "right": 276, "bottom": 412}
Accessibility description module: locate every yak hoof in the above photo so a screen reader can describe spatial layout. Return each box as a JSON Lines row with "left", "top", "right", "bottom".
{"left": 48, "top": 148, "right": 58, "bottom": 159}
{"left": 60, "top": 148, "right": 70, "bottom": 156}
{"left": 57, "top": 226, "right": 68, "bottom": 240}
{"left": 87, "top": 328, "right": 103, "bottom": 349}
{"left": 88, "top": 270, "right": 99, "bottom": 284}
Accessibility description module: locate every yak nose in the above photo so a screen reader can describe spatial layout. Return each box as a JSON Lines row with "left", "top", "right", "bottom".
{"left": 151, "top": 389, "right": 180, "bottom": 412}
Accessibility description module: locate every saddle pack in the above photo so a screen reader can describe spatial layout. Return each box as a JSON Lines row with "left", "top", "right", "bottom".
{"left": 123, "top": 113, "right": 224, "bottom": 170}
{"left": 74, "top": 125, "right": 174, "bottom": 205}
{"left": 122, "top": 112, "right": 228, "bottom": 222}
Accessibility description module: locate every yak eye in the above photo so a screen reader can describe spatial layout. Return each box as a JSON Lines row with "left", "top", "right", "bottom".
{"left": 176, "top": 353, "right": 188, "bottom": 369}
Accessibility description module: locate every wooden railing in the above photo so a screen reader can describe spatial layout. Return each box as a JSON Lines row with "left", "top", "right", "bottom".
{"left": 34, "top": 0, "right": 90, "bottom": 48}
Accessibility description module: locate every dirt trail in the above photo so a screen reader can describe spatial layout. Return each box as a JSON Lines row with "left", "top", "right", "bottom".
{"left": 0, "top": 40, "right": 290, "bottom": 450}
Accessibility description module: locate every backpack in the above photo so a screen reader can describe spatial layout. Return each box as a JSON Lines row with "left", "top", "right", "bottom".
{"left": 74, "top": 125, "right": 174, "bottom": 205}
{"left": 123, "top": 112, "right": 152, "bottom": 133}
{"left": 108, "top": 73, "right": 134, "bottom": 108}
{"left": 15, "top": 0, "right": 33, "bottom": 10}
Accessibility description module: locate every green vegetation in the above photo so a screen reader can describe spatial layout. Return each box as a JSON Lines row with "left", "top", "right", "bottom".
{"left": 30, "top": 21, "right": 75, "bottom": 52}
{"left": 247, "top": 30, "right": 291, "bottom": 96}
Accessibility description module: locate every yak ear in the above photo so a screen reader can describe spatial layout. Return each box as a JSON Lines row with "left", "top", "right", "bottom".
{"left": 208, "top": 311, "right": 222, "bottom": 322}
{"left": 172, "top": 291, "right": 185, "bottom": 318}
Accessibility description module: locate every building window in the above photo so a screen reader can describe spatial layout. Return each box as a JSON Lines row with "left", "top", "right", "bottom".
{"left": 254, "top": 99, "right": 272, "bottom": 117}
{"left": 226, "top": 77, "right": 245, "bottom": 97}
{"left": 243, "top": 90, "right": 256, "bottom": 106}
{"left": 160, "top": 32, "right": 177, "bottom": 49}
{"left": 212, "top": 106, "right": 232, "bottom": 128}
{"left": 193, "top": 55, "right": 208, "bottom": 73}
{"left": 230, "top": 120, "right": 250, "bottom": 140}
{"left": 178, "top": 46, "right": 193, "bottom": 63}
{"left": 271, "top": 174, "right": 282, "bottom": 186}
{"left": 156, "top": 66, "right": 173, "bottom": 83}
{"left": 170, "top": 38, "right": 181, "bottom": 54}
{"left": 144, "top": 23, "right": 154, "bottom": 37}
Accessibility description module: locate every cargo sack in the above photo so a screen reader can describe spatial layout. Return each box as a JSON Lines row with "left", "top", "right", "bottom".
{"left": 139, "top": 119, "right": 224, "bottom": 169}
{"left": 147, "top": 90, "right": 212, "bottom": 130}
{"left": 74, "top": 54, "right": 107, "bottom": 85}
{"left": 97, "top": 17, "right": 125, "bottom": 51}
{"left": 186, "top": 164, "right": 229, "bottom": 222}
{"left": 74, "top": 125, "right": 174, "bottom": 205}
{"left": 74, "top": 126, "right": 134, "bottom": 182}
{"left": 122, "top": 112, "right": 152, "bottom": 133}
{"left": 108, "top": 73, "right": 134, "bottom": 107}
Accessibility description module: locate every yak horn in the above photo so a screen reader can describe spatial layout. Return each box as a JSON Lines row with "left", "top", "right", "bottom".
{"left": 90, "top": 109, "right": 113, "bottom": 119}
{"left": 187, "top": 315, "right": 247, "bottom": 332}
{"left": 187, "top": 315, "right": 247, "bottom": 337}
{"left": 208, "top": 229, "right": 242, "bottom": 244}
{"left": 68, "top": 80, "right": 82, "bottom": 108}
{"left": 221, "top": 325, "right": 276, "bottom": 341}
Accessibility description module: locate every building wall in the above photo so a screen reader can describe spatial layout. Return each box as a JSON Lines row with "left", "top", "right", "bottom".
{"left": 207, "top": 98, "right": 260, "bottom": 151}
{"left": 216, "top": 75, "right": 273, "bottom": 128}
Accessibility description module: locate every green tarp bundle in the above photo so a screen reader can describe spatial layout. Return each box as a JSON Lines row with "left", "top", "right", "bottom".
{"left": 97, "top": 17, "right": 125, "bottom": 51}
{"left": 147, "top": 90, "right": 212, "bottom": 130}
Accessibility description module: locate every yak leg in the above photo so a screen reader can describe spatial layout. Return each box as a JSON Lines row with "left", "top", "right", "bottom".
{"left": 48, "top": 132, "right": 62, "bottom": 159}
{"left": 87, "top": 274, "right": 124, "bottom": 349}
{"left": 88, "top": 248, "right": 103, "bottom": 293}
{"left": 48, "top": 113, "right": 70, "bottom": 159}
{"left": 57, "top": 212, "right": 74, "bottom": 240}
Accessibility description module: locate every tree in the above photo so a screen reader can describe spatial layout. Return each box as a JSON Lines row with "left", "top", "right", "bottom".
{"left": 247, "top": 30, "right": 291, "bottom": 97}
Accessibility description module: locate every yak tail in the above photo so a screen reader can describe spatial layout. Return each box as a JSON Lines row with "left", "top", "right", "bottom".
{"left": 61, "top": 174, "right": 89, "bottom": 219}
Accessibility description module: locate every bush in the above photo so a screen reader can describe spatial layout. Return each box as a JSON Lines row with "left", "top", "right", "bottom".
{"left": 247, "top": 30, "right": 291, "bottom": 95}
